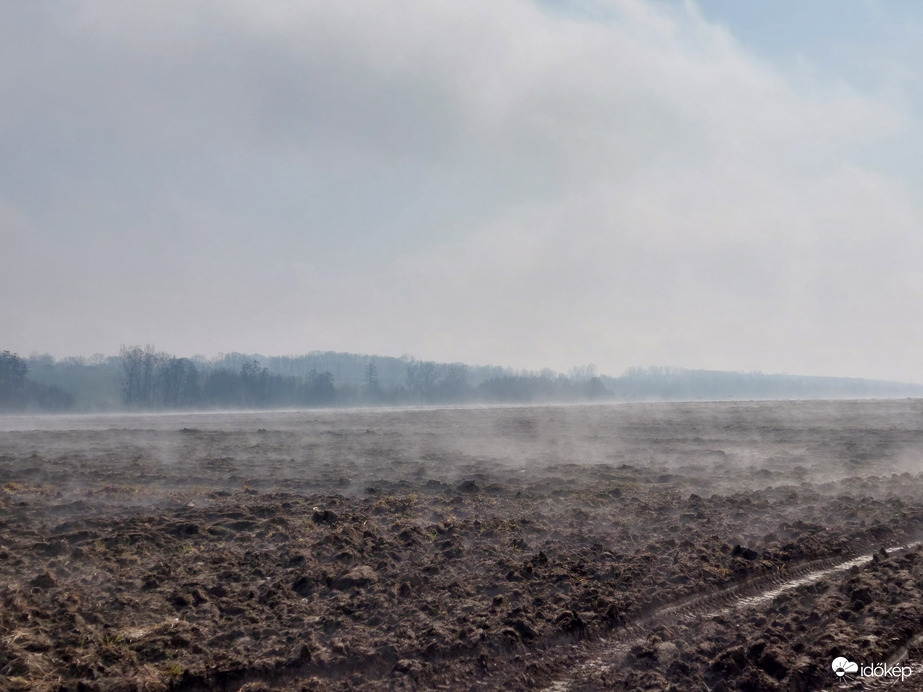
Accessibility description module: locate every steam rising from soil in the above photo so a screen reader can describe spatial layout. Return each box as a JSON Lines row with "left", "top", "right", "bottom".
{"left": 2, "top": 400, "right": 923, "bottom": 690}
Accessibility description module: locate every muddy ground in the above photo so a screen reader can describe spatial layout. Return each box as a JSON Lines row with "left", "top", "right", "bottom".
{"left": 2, "top": 400, "right": 923, "bottom": 691}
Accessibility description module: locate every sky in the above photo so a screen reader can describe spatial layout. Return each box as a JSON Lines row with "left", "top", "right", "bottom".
{"left": 4, "top": 0, "right": 923, "bottom": 382}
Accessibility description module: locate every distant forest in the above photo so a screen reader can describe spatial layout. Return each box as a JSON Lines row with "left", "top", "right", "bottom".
{"left": 2, "top": 347, "right": 923, "bottom": 413}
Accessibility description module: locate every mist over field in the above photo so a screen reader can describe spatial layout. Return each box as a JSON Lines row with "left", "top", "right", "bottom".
{"left": 5, "top": 1, "right": 923, "bottom": 690}
{"left": 3, "top": 400, "right": 923, "bottom": 689}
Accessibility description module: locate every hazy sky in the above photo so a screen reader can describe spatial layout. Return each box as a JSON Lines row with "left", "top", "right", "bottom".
{"left": 4, "top": 1, "right": 923, "bottom": 381}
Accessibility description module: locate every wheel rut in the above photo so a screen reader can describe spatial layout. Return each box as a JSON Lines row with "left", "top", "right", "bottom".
{"left": 541, "top": 541, "right": 923, "bottom": 691}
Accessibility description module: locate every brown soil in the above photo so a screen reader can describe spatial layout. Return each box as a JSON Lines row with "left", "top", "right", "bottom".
{"left": 2, "top": 400, "right": 923, "bottom": 690}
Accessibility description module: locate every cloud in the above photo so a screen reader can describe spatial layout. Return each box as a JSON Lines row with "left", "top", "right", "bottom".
{"left": 2, "top": 1, "right": 922, "bottom": 380}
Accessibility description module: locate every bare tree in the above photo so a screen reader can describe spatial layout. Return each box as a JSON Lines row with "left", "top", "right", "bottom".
{"left": 406, "top": 359, "right": 439, "bottom": 401}
{"left": 119, "top": 345, "right": 145, "bottom": 406}
{"left": 365, "top": 361, "right": 379, "bottom": 399}
{"left": 0, "top": 351, "right": 29, "bottom": 409}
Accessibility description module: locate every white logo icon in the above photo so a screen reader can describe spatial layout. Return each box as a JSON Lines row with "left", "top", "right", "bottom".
{"left": 832, "top": 657, "right": 859, "bottom": 677}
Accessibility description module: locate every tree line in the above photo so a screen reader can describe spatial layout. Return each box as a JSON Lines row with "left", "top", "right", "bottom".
{"left": 6, "top": 347, "right": 923, "bottom": 413}
{"left": 605, "top": 366, "right": 923, "bottom": 401}
{"left": 115, "top": 348, "right": 606, "bottom": 409}
{"left": 118, "top": 346, "right": 337, "bottom": 409}
{"left": 0, "top": 351, "right": 74, "bottom": 412}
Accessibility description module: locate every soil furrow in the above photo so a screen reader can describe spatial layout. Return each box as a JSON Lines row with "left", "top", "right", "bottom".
{"left": 4, "top": 401, "right": 923, "bottom": 691}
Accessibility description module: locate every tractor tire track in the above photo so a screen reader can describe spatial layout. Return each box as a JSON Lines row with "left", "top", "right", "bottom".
{"left": 541, "top": 541, "right": 922, "bottom": 691}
